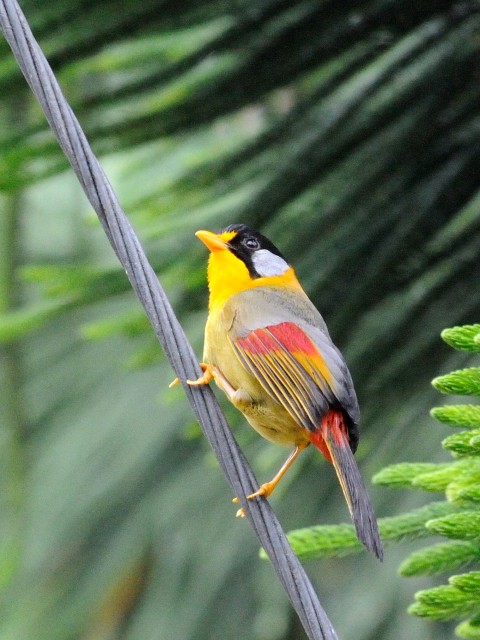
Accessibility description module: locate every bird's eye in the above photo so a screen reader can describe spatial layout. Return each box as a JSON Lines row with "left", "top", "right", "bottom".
{"left": 243, "top": 237, "right": 259, "bottom": 250}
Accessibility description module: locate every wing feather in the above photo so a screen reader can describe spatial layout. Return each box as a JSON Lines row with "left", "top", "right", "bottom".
{"left": 231, "top": 323, "right": 333, "bottom": 433}
{"left": 233, "top": 330, "right": 313, "bottom": 428}
{"left": 223, "top": 287, "right": 360, "bottom": 444}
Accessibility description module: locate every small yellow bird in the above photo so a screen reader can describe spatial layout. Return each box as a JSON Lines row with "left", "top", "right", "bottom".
{"left": 177, "top": 224, "right": 383, "bottom": 559}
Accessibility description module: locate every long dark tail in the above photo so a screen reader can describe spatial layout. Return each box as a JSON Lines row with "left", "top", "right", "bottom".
{"left": 311, "top": 410, "right": 383, "bottom": 560}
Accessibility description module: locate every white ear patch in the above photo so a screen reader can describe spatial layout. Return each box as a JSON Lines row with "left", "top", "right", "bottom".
{"left": 252, "top": 249, "right": 289, "bottom": 277}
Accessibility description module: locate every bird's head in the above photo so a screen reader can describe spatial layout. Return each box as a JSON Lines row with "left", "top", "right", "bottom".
{"left": 195, "top": 224, "right": 300, "bottom": 309}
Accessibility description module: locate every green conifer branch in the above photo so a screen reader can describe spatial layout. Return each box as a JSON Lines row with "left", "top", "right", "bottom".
{"left": 432, "top": 368, "right": 480, "bottom": 396}
{"left": 427, "top": 513, "right": 480, "bottom": 540}
{"left": 451, "top": 572, "right": 480, "bottom": 592}
{"left": 409, "top": 584, "right": 480, "bottom": 621}
{"left": 455, "top": 617, "right": 480, "bottom": 640}
{"left": 441, "top": 325, "right": 480, "bottom": 353}
{"left": 431, "top": 405, "right": 480, "bottom": 429}
{"left": 443, "top": 431, "right": 480, "bottom": 456}
{"left": 372, "top": 460, "right": 473, "bottom": 492}
{"left": 412, "top": 462, "right": 473, "bottom": 492}
{"left": 447, "top": 475, "right": 480, "bottom": 507}
{"left": 399, "top": 541, "right": 480, "bottom": 577}
{"left": 372, "top": 463, "right": 444, "bottom": 489}
{"left": 402, "top": 324, "right": 480, "bottom": 635}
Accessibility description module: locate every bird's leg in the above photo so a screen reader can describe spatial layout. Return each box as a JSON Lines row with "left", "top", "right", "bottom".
{"left": 234, "top": 441, "right": 309, "bottom": 517}
{"left": 169, "top": 363, "right": 236, "bottom": 395}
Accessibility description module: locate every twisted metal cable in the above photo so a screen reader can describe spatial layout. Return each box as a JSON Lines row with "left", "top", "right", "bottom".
{"left": 0, "top": 2, "right": 338, "bottom": 638}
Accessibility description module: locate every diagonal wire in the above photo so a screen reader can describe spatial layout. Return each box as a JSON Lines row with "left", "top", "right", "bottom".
{"left": 0, "top": 1, "right": 338, "bottom": 638}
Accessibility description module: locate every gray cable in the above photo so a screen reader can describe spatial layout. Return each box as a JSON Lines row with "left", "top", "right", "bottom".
{"left": 0, "top": 1, "right": 338, "bottom": 638}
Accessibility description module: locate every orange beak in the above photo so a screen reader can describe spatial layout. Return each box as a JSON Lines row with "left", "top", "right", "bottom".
{"left": 195, "top": 229, "right": 229, "bottom": 252}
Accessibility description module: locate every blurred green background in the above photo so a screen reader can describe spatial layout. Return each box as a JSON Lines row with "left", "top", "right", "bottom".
{"left": 0, "top": 1, "right": 479, "bottom": 639}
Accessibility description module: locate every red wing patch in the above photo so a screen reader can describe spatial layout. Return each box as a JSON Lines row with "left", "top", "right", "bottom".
{"left": 239, "top": 323, "right": 318, "bottom": 356}
{"left": 232, "top": 322, "right": 336, "bottom": 433}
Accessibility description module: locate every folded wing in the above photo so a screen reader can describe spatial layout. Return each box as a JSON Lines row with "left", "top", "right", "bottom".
{"left": 232, "top": 322, "right": 333, "bottom": 431}
{"left": 225, "top": 287, "right": 359, "bottom": 448}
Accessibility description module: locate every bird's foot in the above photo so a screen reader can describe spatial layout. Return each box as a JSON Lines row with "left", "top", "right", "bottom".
{"left": 168, "top": 363, "right": 214, "bottom": 388}
{"left": 232, "top": 481, "right": 275, "bottom": 517}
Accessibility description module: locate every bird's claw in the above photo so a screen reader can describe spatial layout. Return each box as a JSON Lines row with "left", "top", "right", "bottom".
{"left": 232, "top": 484, "right": 270, "bottom": 517}
{"left": 246, "top": 485, "right": 269, "bottom": 500}
{"left": 168, "top": 363, "right": 214, "bottom": 389}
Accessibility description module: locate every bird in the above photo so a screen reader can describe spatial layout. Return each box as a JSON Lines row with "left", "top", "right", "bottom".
{"left": 173, "top": 223, "right": 383, "bottom": 560}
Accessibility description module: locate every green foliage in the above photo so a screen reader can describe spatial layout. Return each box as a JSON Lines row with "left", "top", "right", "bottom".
{"left": 283, "top": 324, "right": 480, "bottom": 638}
{"left": 399, "top": 542, "right": 480, "bottom": 577}
{"left": 441, "top": 326, "right": 480, "bottom": 353}
{"left": 456, "top": 617, "right": 480, "bottom": 640}
{"left": 433, "top": 369, "right": 480, "bottom": 396}
{"left": 427, "top": 513, "right": 480, "bottom": 540}
{"left": 443, "top": 431, "right": 480, "bottom": 457}
{"left": 431, "top": 406, "right": 480, "bottom": 429}
{"left": 373, "top": 462, "right": 459, "bottom": 490}
{"left": 410, "top": 584, "right": 480, "bottom": 622}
